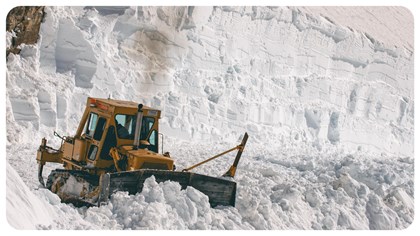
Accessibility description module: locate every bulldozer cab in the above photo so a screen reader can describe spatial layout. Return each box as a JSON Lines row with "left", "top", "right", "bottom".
{"left": 62, "top": 97, "right": 161, "bottom": 171}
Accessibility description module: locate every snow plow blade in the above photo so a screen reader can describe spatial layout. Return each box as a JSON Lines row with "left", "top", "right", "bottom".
{"left": 98, "top": 169, "right": 237, "bottom": 207}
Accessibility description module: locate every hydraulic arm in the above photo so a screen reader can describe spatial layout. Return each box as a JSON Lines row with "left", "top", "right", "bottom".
{"left": 182, "top": 132, "right": 248, "bottom": 177}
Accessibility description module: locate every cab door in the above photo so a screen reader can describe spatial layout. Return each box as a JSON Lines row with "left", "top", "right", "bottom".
{"left": 72, "top": 112, "right": 107, "bottom": 163}
{"left": 140, "top": 116, "right": 159, "bottom": 153}
{"left": 85, "top": 113, "right": 107, "bottom": 162}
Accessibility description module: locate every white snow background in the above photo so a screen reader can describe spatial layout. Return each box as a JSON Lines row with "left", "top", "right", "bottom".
{"left": 2, "top": 2, "right": 417, "bottom": 232}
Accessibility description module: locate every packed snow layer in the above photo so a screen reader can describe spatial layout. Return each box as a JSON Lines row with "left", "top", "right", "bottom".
{"left": 300, "top": 6, "right": 413, "bottom": 51}
{"left": 5, "top": 6, "right": 414, "bottom": 229}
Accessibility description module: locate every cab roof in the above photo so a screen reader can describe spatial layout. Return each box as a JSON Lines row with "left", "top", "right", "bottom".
{"left": 90, "top": 97, "right": 157, "bottom": 111}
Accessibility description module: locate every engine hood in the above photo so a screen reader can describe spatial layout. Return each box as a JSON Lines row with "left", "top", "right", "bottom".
{"left": 119, "top": 146, "right": 174, "bottom": 171}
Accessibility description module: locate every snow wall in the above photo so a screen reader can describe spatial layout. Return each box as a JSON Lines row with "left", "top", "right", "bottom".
{"left": 5, "top": 6, "right": 415, "bottom": 230}
{"left": 6, "top": 6, "right": 414, "bottom": 156}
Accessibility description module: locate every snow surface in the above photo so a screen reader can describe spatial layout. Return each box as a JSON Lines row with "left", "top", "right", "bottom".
{"left": 5, "top": 6, "right": 414, "bottom": 230}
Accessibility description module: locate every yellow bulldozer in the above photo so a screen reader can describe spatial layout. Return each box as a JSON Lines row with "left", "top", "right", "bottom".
{"left": 36, "top": 97, "right": 248, "bottom": 207}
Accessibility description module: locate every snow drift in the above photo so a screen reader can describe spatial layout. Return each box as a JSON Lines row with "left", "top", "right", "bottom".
{"left": 5, "top": 6, "right": 414, "bottom": 229}
{"left": 6, "top": 162, "right": 55, "bottom": 229}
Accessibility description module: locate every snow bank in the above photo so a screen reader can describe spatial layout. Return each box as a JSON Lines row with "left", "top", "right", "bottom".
{"left": 5, "top": 6, "right": 414, "bottom": 230}
{"left": 6, "top": 162, "right": 55, "bottom": 229}
{"left": 6, "top": 161, "right": 111, "bottom": 230}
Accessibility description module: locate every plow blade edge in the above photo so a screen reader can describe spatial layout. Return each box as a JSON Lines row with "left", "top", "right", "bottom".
{"left": 98, "top": 170, "right": 237, "bottom": 207}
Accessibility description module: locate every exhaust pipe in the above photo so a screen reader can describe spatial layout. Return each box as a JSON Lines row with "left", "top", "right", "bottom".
{"left": 133, "top": 104, "right": 143, "bottom": 150}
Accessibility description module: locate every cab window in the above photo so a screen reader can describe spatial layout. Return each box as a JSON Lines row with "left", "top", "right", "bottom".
{"left": 86, "top": 113, "right": 98, "bottom": 137}
{"left": 115, "top": 114, "right": 135, "bottom": 139}
{"left": 148, "top": 130, "right": 158, "bottom": 153}
{"left": 93, "top": 117, "right": 107, "bottom": 141}
{"left": 142, "top": 118, "right": 157, "bottom": 152}
{"left": 115, "top": 115, "right": 155, "bottom": 140}
{"left": 85, "top": 112, "right": 107, "bottom": 141}
{"left": 140, "top": 117, "right": 155, "bottom": 140}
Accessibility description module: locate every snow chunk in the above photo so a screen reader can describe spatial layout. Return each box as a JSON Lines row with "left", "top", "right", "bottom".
{"left": 333, "top": 173, "right": 370, "bottom": 199}
{"left": 366, "top": 194, "right": 399, "bottom": 229}
{"left": 87, "top": 176, "right": 221, "bottom": 229}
